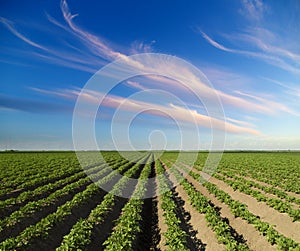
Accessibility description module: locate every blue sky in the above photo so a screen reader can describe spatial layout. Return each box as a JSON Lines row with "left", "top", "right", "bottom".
{"left": 0, "top": 0, "right": 300, "bottom": 150}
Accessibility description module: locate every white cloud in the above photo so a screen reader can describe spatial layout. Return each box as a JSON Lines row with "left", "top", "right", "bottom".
{"left": 125, "top": 81, "right": 146, "bottom": 91}
{"left": 3, "top": 0, "right": 298, "bottom": 134}
{"left": 263, "top": 78, "right": 300, "bottom": 99}
{"left": 130, "top": 40, "right": 155, "bottom": 54}
{"left": 234, "top": 90, "right": 300, "bottom": 116}
{"left": 200, "top": 31, "right": 233, "bottom": 52}
{"left": 59, "top": 0, "right": 124, "bottom": 61}
{"left": 0, "top": 17, "right": 48, "bottom": 51}
{"left": 231, "top": 27, "right": 300, "bottom": 64}
{"left": 31, "top": 86, "right": 262, "bottom": 136}
{"left": 225, "top": 117, "right": 255, "bottom": 128}
{"left": 199, "top": 30, "right": 300, "bottom": 74}
{"left": 239, "top": 0, "right": 265, "bottom": 21}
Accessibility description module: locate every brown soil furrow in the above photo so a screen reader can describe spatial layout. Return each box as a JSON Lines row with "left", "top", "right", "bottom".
{"left": 186, "top": 175, "right": 277, "bottom": 251}
{"left": 217, "top": 173, "right": 300, "bottom": 210}
{"left": 0, "top": 174, "right": 87, "bottom": 219}
{"left": 134, "top": 161, "right": 160, "bottom": 251}
{"left": 0, "top": 180, "right": 93, "bottom": 242}
{"left": 158, "top": 162, "right": 206, "bottom": 250}
{"left": 0, "top": 161, "right": 134, "bottom": 244}
{"left": 26, "top": 189, "right": 108, "bottom": 251}
{"left": 84, "top": 196, "right": 129, "bottom": 251}
{"left": 171, "top": 163, "right": 277, "bottom": 251}
{"left": 175, "top": 184, "right": 225, "bottom": 251}
{"left": 235, "top": 174, "right": 300, "bottom": 200}
{"left": 172, "top": 189, "right": 206, "bottom": 250}
{"left": 207, "top": 175, "right": 300, "bottom": 243}
{"left": 156, "top": 194, "right": 167, "bottom": 251}
{"left": 86, "top": 162, "right": 147, "bottom": 251}
{"left": 184, "top": 165, "right": 300, "bottom": 243}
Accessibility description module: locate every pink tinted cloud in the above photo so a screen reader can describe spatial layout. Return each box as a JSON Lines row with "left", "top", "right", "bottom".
{"left": 32, "top": 86, "right": 262, "bottom": 136}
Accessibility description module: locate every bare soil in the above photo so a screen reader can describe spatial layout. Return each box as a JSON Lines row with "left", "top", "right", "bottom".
{"left": 172, "top": 162, "right": 278, "bottom": 251}
{"left": 209, "top": 174, "right": 300, "bottom": 243}
{"left": 0, "top": 179, "right": 93, "bottom": 242}
{"left": 184, "top": 165, "right": 300, "bottom": 243}
{"left": 217, "top": 173, "right": 300, "bottom": 210}
{"left": 236, "top": 174, "right": 300, "bottom": 200}
{"left": 156, "top": 194, "right": 167, "bottom": 251}
{"left": 175, "top": 184, "right": 225, "bottom": 251}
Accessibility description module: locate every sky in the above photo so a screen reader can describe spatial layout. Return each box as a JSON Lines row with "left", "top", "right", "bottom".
{"left": 0, "top": 0, "right": 300, "bottom": 150}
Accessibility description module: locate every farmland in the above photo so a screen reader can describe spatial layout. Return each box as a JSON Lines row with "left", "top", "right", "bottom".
{"left": 0, "top": 151, "right": 299, "bottom": 250}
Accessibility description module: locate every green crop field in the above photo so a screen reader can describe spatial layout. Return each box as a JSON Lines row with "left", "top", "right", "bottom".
{"left": 0, "top": 151, "right": 299, "bottom": 251}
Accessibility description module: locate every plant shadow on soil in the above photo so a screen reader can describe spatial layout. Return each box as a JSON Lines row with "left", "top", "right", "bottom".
{"left": 208, "top": 201, "right": 247, "bottom": 245}
{"left": 10, "top": 162, "right": 138, "bottom": 250}
{"left": 172, "top": 188, "right": 207, "bottom": 251}
{"left": 133, "top": 160, "right": 161, "bottom": 251}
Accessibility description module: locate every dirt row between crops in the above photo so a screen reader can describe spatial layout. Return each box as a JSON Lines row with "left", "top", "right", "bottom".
{"left": 0, "top": 161, "right": 143, "bottom": 250}
{"left": 178, "top": 163, "right": 300, "bottom": 244}
{"left": 0, "top": 179, "right": 94, "bottom": 242}
{"left": 157, "top": 163, "right": 222, "bottom": 251}
{"left": 134, "top": 161, "right": 160, "bottom": 251}
{"left": 174, "top": 185, "right": 224, "bottom": 251}
{"left": 235, "top": 174, "right": 300, "bottom": 200}
{"left": 0, "top": 161, "right": 109, "bottom": 201}
{"left": 164, "top": 162, "right": 277, "bottom": 251}
{"left": 216, "top": 173, "right": 300, "bottom": 210}
{"left": 210, "top": 176, "right": 300, "bottom": 243}
{"left": 157, "top": 194, "right": 167, "bottom": 250}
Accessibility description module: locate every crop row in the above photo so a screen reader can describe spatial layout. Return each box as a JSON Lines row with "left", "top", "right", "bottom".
{"left": 102, "top": 156, "right": 153, "bottom": 250}
{"left": 0, "top": 158, "right": 123, "bottom": 212}
{"left": 176, "top": 163, "right": 300, "bottom": 251}
{"left": 213, "top": 173, "right": 300, "bottom": 221}
{"left": 0, "top": 154, "right": 82, "bottom": 190}
{"left": 0, "top": 153, "right": 76, "bottom": 180}
{"left": 0, "top": 155, "right": 146, "bottom": 250}
{"left": 0, "top": 155, "right": 139, "bottom": 235}
{"left": 0, "top": 152, "right": 127, "bottom": 195}
{"left": 163, "top": 152, "right": 300, "bottom": 195}
{"left": 219, "top": 170, "right": 300, "bottom": 206}
{"left": 0, "top": 164, "right": 111, "bottom": 234}
{"left": 155, "top": 159, "right": 189, "bottom": 251}
{"left": 216, "top": 153, "right": 300, "bottom": 194}
{"left": 56, "top": 154, "right": 150, "bottom": 250}
{"left": 162, "top": 160, "right": 250, "bottom": 251}
{"left": 0, "top": 161, "right": 86, "bottom": 198}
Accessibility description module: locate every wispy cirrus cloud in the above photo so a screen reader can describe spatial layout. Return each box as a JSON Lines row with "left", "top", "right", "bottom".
{"left": 130, "top": 40, "right": 155, "bottom": 54}
{"left": 234, "top": 90, "right": 300, "bottom": 116}
{"left": 225, "top": 117, "right": 255, "bottom": 128}
{"left": 125, "top": 80, "right": 146, "bottom": 91}
{"left": 0, "top": 16, "right": 105, "bottom": 73}
{"left": 199, "top": 0, "right": 300, "bottom": 75}
{"left": 3, "top": 1, "right": 287, "bottom": 123}
{"left": 226, "top": 27, "right": 300, "bottom": 66}
{"left": 30, "top": 86, "right": 261, "bottom": 135}
{"left": 263, "top": 78, "right": 300, "bottom": 99}
{"left": 239, "top": 0, "right": 265, "bottom": 21}
{"left": 0, "top": 17, "right": 48, "bottom": 51}
{"left": 59, "top": 0, "right": 124, "bottom": 61}
{"left": 0, "top": 0, "right": 127, "bottom": 73}
{"left": 29, "top": 87, "right": 77, "bottom": 100}
{"left": 197, "top": 1, "right": 300, "bottom": 123}
{"left": 200, "top": 31, "right": 233, "bottom": 52}
{"left": 2, "top": 0, "right": 298, "bottom": 135}
{"left": 199, "top": 30, "right": 300, "bottom": 74}
{"left": 123, "top": 71, "right": 297, "bottom": 117}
